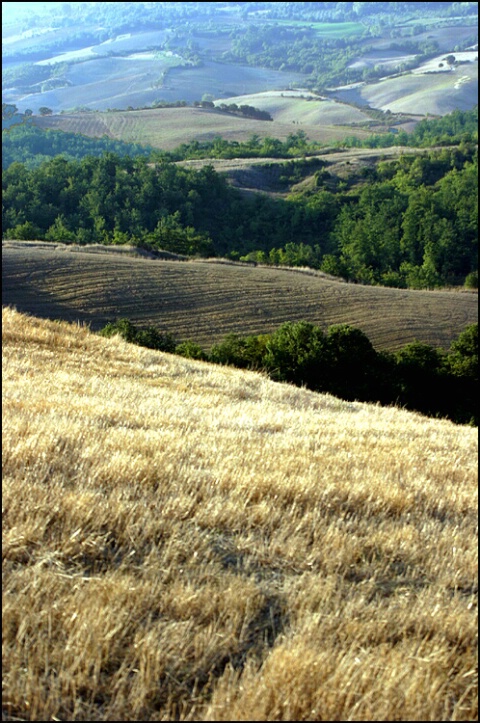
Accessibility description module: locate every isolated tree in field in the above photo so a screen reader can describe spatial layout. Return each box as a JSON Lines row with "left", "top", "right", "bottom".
{"left": 39, "top": 107, "right": 53, "bottom": 116}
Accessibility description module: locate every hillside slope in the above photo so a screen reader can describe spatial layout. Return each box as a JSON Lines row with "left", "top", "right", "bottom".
{"left": 32, "top": 106, "right": 376, "bottom": 150}
{"left": 2, "top": 241, "right": 478, "bottom": 352}
{"left": 2, "top": 307, "right": 477, "bottom": 721}
{"left": 331, "top": 61, "right": 478, "bottom": 115}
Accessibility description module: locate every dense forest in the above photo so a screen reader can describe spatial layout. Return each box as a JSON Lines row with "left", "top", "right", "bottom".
{"left": 3, "top": 116, "right": 477, "bottom": 289}
{"left": 1, "top": 122, "right": 155, "bottom": 169}
{"left": 98, "top": 317, "right": 478, "bottom": 426}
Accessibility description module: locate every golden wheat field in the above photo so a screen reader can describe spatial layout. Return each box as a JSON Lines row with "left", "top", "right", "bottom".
{"left": 2, "top": 306, "right": 478, "bottom": 721}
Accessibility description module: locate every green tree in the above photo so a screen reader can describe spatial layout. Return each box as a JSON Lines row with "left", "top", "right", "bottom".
{"left": 263, "top": 321, "right": 327, "bottom": 388}
{"left": 99, "top": 319, "right": 138, "bottom": 344}
{"left": 325, "top": 324, "right": 381, "bottom": 401}
{"left": 45, "top": 215, "right": 77, "bottom": 242}
{"left": 447, "top": 324, "right": 478, "bottom": 382}
{"left": 394, "top": 341, "right": 446, "bottom": 416}
{"left": 2, "top": 103, "right": 18, "bottom": 120}
{"left": 209, "top": 333, "right": 267, "bottom": 370}
{"left": 4, "top": 221, "right": 42, "bottom": 240}
{"left": 175, "top": 340, "right": 207, "bottom": 361}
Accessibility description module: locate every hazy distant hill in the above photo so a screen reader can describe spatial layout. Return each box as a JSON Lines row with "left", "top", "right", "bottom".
{"left": 331, "top": 60, "right": 478, "bottom": 116}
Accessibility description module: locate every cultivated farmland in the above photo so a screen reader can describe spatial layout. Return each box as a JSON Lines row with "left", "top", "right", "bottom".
{"left": 266, "top": 19, "right": 365, "bottom": 38}
{"left": 2, "top": 241, "right": 477, "bottom": 352}
{"left": 362, "top": 25, "right": 478, "bottom": 53}
{"left": 214, "top": 91, "right": 374, "bottom": 126}
{"left": 331, "top": 61, "right": 478, "bottom": 115}
{"left": 6, "top": 58, "right": 307, "bottom": 115}
{"left": 2, "top": 306, "right": 478, "bottom": 721}
{"left": 33, "top": 105, "right": 377, "bottom": 150}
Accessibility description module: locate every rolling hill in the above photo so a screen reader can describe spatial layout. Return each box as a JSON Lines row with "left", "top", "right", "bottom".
{"left": 331, "top": 61, "right": 478, "bottom": 116}
{"left": 2, "top": 241, "right": 477, "bottom": 352}
{"left": 213, "top": 91, "right": 375, "bottom": 126}
{"left": 32, "top": 105, "right": 377, "bottom": 151}
{"left": 2, "top": 306, "right": 477, "bottom": 721}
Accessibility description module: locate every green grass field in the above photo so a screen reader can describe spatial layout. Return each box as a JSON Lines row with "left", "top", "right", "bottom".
{"left": 272, "top": 20, "right": 365, "bottom": 37}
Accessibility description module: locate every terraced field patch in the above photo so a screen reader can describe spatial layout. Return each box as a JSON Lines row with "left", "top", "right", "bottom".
{"left": 3, "top": 242, "right": 477, "bottom": 352}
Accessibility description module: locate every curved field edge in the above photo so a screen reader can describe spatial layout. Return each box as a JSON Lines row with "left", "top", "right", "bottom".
{"left": 2, "top": 241, "right": 477, "bottom": 352}
{"left": 2, "top": 306, "right": 478, "bottom": 721}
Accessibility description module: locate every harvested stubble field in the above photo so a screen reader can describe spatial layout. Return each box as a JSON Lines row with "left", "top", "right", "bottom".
{"left": 213, "top": 92, "right": 374, "bottom": 126}
{"left": 2, "top": 306, "right": 478, "bottom": 721}
{"left": 2, "top": 241, "right": 478, "bottom": 353}
{"left": 33, "top": 106, "right": 376, "bottom": 150}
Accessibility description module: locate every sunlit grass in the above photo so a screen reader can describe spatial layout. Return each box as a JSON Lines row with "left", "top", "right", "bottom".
{"left": 2, "top": 307, "right": 477, "bottom": 721}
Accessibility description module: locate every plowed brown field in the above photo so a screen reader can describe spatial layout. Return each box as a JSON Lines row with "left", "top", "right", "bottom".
{"left": 2, "top": 241, "right": 477, "bottom": 351}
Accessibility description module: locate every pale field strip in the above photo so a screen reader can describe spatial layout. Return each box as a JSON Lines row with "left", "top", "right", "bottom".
{"left": 329, "top": 61, "right": 478, "bottom": 115}
{"left": 2, "top": 306, "right": 478, "bottom": 720}
{"left": 2, "top": 26, "right": 56, "bottom": 44}
{"left": 412, "top": 52, "right": 478, "bottom": 74}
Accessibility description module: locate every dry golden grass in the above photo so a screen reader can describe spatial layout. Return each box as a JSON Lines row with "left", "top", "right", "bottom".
{"left": 2, "top": 306, "right": 478, "bottom": 721}
{"left": 2, "top": 242, "right": 478, "bottom": 353}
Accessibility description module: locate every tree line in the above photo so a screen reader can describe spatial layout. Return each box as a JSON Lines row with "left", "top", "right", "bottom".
{"left": 2, "top": 123, "right": 154, "bottom": 170}
{"left": 3, "top": 107, "right": 477, "bottom": 169}
{"left": 3, "top": 139, "right": 477, "bottom": 289}
{"left": 98, "top": 318, "right": 478, "bottom": 426}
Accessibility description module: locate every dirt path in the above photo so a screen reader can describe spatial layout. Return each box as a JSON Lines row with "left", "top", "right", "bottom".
{"left": 173, "top": 145, "right": 447, "bottom": 174}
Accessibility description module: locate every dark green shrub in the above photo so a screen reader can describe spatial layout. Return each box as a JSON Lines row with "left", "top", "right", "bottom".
{"left": 464, "top": 271, "right": 478, "bottom": 289}
{"left": 98, "top": 319, "right": 176, "bottom": 352}
{"left": 175, "top": 341, "right": 208, "bottom": 361}
{"left": 263, "top": 321, "right": 327, "bottom": 388}
{"left": 98, "top": 319, "right": 138, "bottom": 343}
